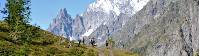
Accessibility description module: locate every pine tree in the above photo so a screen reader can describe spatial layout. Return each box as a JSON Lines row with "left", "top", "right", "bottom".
{"left": 2, "top": 0, "right": 32, "bottom": 44}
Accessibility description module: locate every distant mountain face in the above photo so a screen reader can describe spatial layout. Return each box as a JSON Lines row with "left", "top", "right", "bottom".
{"left": 48, "top": 0, "right": 150, "bottom": 42}
{"left": 47, "top": 8, "right": 73, "bottom": 40}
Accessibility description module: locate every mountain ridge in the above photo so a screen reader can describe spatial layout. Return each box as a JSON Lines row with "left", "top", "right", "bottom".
{"left": 48, "top": 0, "right": 150, "bottom": 42}
{"left": 47, "top": 0, "right": 199, "bottom": 56}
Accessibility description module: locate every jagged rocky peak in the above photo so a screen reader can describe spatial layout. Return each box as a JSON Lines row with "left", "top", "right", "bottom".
{"left": 57, "top": 8, "right": 72, "bottom": 23}
{"left": 48, "top": 8, "right": 73, "bottom": 39}
{"left": 59, "top": 8, "right": 66, "bottom": 17}
{"left": 72, "top": 15, "right": 85, "bottom": 39}
{"left": 59, "top": 8, "right": 70, "bottom": 18}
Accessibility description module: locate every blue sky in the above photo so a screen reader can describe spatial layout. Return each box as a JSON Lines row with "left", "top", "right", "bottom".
{"left": 0, "top": 0, "right": 95, "bottom": 30}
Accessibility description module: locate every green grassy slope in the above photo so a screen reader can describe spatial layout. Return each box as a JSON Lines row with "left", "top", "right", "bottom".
{"left": 0, "top": 21, "right": 98, "bottom": 56}
{"left": 0, "top": 21, "right": 137, "bottom": 56}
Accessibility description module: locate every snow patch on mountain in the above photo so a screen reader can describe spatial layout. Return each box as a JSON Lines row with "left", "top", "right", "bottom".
{"left": 88, "top": 0, "right": 120, "bottom": 15}
{"left": 69, "top": 36, "right": 76, "bottom": 41}
{"left": 82, "top": 28, "right": 95, "bottom": 37}
{"left": 130, "top": 0, "right": 150, "bottom": 14}
{"left": 88, "top": 0, "right": 150, "bottom": 15}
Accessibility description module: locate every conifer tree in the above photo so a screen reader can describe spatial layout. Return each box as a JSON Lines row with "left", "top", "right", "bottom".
{"left": 2, "top": 0, "right": 31, "bottom": 43}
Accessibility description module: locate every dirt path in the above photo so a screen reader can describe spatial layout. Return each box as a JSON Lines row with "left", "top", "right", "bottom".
{"left": 97, "top": 47, "right": 114, "bottom": 56}
{"left": 109, "top": 49, "right": 114, "bottom": 56}
{"left": 98, "top": 48, "right": 105, "bottom": 56}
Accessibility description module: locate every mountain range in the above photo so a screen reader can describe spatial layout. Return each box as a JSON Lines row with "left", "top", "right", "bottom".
{"left": 48, "top": 0, "right": 199, "bottom": 56}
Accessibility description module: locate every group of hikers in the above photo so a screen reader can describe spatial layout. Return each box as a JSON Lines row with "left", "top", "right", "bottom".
{"left": 77, "top": 37, "right": 96, "bottom": 47}
{"left": 67, "top": 36, "right": 113, "bottom": 48}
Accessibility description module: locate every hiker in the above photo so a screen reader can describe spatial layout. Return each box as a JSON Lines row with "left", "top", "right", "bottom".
{"left": 90, "top": 38, "right": 93, "bottom": 46}
{"left": 82, "top": 37, "right": 85, "bottom": 45}
{"left": 106, "top": 40, "right": 108, "bottom": 47}
{"left": 78, "top": 39, "right": 81, "bottom": 47}
{"left": 90, "top": 37, "right": 96, "bottom": 47}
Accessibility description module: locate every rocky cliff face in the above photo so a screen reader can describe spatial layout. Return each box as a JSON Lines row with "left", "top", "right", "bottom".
{"left": 111, "top": 0, "right": 199, "bottom": 56}
{"left": 48, "top": 8, "right": 73, "bottom": 40}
